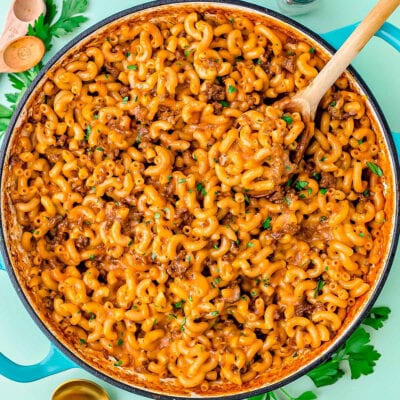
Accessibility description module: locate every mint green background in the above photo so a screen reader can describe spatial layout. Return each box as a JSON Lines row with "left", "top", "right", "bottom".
{"left": 0, "top": 1, "right": 399, "bottom": 399}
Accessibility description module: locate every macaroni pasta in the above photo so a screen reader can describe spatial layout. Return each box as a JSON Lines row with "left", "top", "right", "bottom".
{"left": 4, "top": 7, "right": 392, "bottom": 395}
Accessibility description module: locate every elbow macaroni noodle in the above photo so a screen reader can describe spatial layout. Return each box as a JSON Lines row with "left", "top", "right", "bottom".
{"left": 4, "top": 8, "right": 392, "bottom": 394}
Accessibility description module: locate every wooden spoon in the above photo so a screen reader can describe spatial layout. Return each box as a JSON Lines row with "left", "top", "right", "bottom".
{"left": 0, "top": 0, "right": 46, "bottom": 73}
{"left": 276, "top": 0, "right": 400, "bottom": 164}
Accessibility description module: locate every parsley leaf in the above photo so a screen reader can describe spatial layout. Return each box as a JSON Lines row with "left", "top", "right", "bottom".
{"left": 307, "top": 358, "right": 345, "bottom": 387}
{"left": 281, "top": 114, "right": 293, "bottom": 124}
{"left": 84, "top": 125, "right": 91, "bottom": 141}
{"left": 262, "top": 216, "right": 272, "bottom": 230}
{"left": 28, "top": 0, "right": 89, "bottom": 50}
{"left": 196, "top": 183, "right": 207, "bottom": 196}
{"left": 293, "top": 391, "right": 318, "bottom": 400}
{"left": 50, "top": 0, "right": 89, "bottom": 38}
{"left": 228, "top": 84, "right": 237, "bottom": 93}
{"left": 366, "top": 161, "right": 383, "bottom": 177}
{"left": 345, "top": 327, "right": 380, "bottom": 379}
{"left": 295, "top": 180, "right": 308, "bottom": 191}
{"left": 27, "top": 14, "right": 52, "bottom": 50}
{"left": 362, "top": 306, "right": 391, "bottom": 330}
{"left": 320, "top": 188, "right": 328, "bottom": 195}
{"left": 308, "top": 324, "right": 384, "bottom": 387}
{"left": 313, "top": 279, "right": 325, "bottom": 298}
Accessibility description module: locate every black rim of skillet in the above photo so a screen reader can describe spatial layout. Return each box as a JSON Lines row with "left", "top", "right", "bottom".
{"left": 1, "top": 0, "right": 399, "bottom": 399}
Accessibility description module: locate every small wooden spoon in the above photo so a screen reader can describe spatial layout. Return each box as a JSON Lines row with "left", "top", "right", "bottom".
{"left": 276, "top": 0, "right": 400, "bottom": 164}
{"left": 0, "top": 0, "right": 46, "bottom": 73}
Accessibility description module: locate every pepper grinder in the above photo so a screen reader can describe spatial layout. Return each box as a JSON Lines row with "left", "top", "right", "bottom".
{"left": 276, "top": 0, "right": 320, "bottom": 16}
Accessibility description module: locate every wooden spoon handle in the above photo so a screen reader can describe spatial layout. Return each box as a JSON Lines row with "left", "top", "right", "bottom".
{"left": 302, "top": 0, "right": 400, "bottom": 117}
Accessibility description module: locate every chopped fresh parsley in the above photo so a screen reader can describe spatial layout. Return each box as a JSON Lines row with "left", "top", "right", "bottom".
{"left": 114, "top": 359, "right": 123, "bottom": 367}
{"left": 178, "top": 178, "right": 187, "bottom": 184}
{"left": 213, "top": 277, "right": 221, "bottom": 286}
{"left": 122, "top": 96, "right": 129, "bottom": 104}
{"left": 210, "top": 311, "right": 219, "bottom": 317}
{"left": 154, "top": 212, "right": 161, "bottom": 219}
{"left": 196, "top": 183, "right": 207, "bottom": 196}
{"left": 282, "top": 114, "right": 293, "bottom": 124}
{"left": 174, "top": 300, "right": 184, "bottom": 309}
{"left": 262, "top": 216, "right": 272, "bottom": 230}
{"left": 320, "top": 216, "right": 328, "bottom": 222}
{"left": 246, "top": 242, "right": 254, "bottom": 248}
{"left": 320, "top": 188, "right": 328, "bottom": 195}
{"left": 314, "top": 279, "right": 325, "bottom": 298}
{"left": 79, "top": 338, "right": 86, "bottom": 345}
{"left": 283, "top": 196, "right": 291, "bottom": 205}
{"left": 219, "top": 100, "right": 229, "bottom": 107}
{"left": 228, "top": 84, "right": 237, "bottom": 93}
{"left": 84, "top": 125, "right": 91, "bottom": 141}
{"left": 312, "top": 172, "right": 321, "bottom": 181}
{"left": 329, "top": 101, "right": 337, "bottom": 107}
{"left": 117, "top": 338, "right": 123, "bottom": 346}
{"left": 127, "top": 65, "right": 138, "bottom": 70}
{"left": 180, "top": 317, "right": 187, "bottom": 332}
{"left": 309, "top": 47, "right": 316, "bottom": 54}
{"left": 89, "top": 254, "right": 95, "bottom": 260}
{"left": 295, "top": 180, "right": 308, "bottom": 191}
{"left": 366, "top": 161, "right": 383, "bottom": 177}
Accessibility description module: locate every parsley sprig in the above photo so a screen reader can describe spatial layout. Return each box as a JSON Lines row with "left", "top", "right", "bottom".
{"left": 247, "top": 306, "right": 390, "bottom": 400}
{"left": 28, "top": 0, "right": 89, "bottom": 51}
{"left": 0, "top": 0, "right": 89, "bottom": 138}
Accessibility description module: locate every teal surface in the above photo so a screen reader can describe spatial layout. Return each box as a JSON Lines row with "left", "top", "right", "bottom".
{"left": 0, "top": 1, "right": 399, "bottom": 399}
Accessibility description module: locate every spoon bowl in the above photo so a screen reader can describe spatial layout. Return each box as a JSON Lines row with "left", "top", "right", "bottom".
{"left": 0, "top": 35, "right": 45, "bottom": 73}
{"left": 13, "top": 0, "right": 46, "bottom": 22}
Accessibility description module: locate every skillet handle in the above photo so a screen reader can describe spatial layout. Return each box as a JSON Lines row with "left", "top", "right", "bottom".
{"left": 0, "top": 344, "right": 76, "bottom": 382}
{"left": 391, "top": 131, "right": 400, "bottom": 154}
{"left": 321, "top": 21, "right": 400, "bottom": 51}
